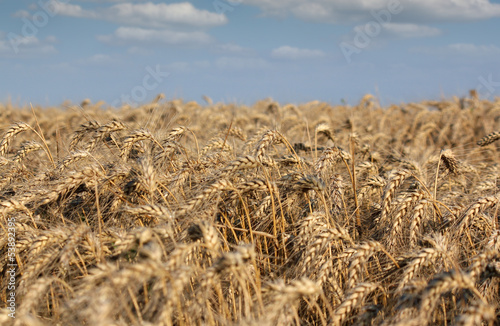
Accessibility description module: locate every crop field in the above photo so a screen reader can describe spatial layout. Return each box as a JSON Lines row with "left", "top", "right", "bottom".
{"left": 0, "top": 94, "right": 499, "bottom": 325}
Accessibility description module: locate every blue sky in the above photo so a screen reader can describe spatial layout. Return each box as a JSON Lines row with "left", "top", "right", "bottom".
{"left": 1, "top": 0, "right": 500, "bottom": 107}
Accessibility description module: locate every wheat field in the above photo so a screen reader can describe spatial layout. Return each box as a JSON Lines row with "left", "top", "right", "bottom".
{"left": 0, "top": 93, "right": 499, "bottom": 325}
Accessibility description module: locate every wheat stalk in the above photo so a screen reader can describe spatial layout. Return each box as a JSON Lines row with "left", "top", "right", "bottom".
{"left": 85, "top": 120, "right": 125, "bottom": 151}
{"left": 120, "top": 129, "right": 155, "bottom": 159}
{"left": 440, "top": 149, "right": 460, "bottom": 174}
{"left": 380, "top": 170, "right": 411, "bottom": 224}
{"left": 477, "top": 130, "right": 500, "bottom": 146}
{"left": 331, "top": 282, "right": 378, "bottom": 326}
{"left": 69, "top": 120, "right": 100, "bottom": 150}
{"left": 0, "top": 122, "right": 31, "bottom": 155}
{"left": 418, "top": 270, "right": 476, "bottom": 324}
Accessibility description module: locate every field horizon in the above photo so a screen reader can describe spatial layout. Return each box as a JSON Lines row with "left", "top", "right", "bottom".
{"left": 1, "top": 93, "right": 500, "bottom": 325}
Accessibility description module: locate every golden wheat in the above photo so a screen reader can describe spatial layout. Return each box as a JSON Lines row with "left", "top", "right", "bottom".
{"left": 1, "top": 96, "right": 499, "bottom": 325}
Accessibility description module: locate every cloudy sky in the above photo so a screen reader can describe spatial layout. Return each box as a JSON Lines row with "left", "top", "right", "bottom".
{"left": 1, "top": 0, "right": 500, "bottom": 107}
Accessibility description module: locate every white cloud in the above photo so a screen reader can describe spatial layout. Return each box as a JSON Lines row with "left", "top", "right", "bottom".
{"left": 98, "top": 27, "right": 212, "bottom": 45}
{"left": 380, "top": 23, "right": 441, "bottom": 38}
{"left": 12, "top": 10, "right": 31, "bottom": 18}
{"left": 215, "top": 56, "right": 269, "bottom": 70}
{"left": 53, "top": 3, "right": 97, "bottom": 18}
{"left": 0, "top": 34, "right": 56, "bottom": 57}
{"left": 290, "top": 3, "right": 335, "bottom": 22}
{"left": 448, "top": 43, "right": 500, "bottom": 55}
{"left": 50, "top": 2, "right": 225, "bottom": 48}
{"left": 413, "top": 43, "right": 500, "bottom": 56}
{"left": 216, "top": 43, "right": 251, "bottom": 54}
{"left": 54, "top": 2, "right": 227, "bottom": 28}
{"left": 87, "top": 54, "right": 113, "bottom": 64}
{"left": 45, "top": 35, "right": 58, "bottom": 43}
{"left": 127, "top": 46, "right": 153, "bottom": 56}
{"left": 238, "top": 0, "right": 500, "bottom": 23}
{"left": 161, "top": 60, "right": 211, "bottom": 73}
{"left": 271, "top": 46, "right": 326, "bottom": 59}
{"left": 166, "top": 61, "right": 191, "bottom": 72}
{"left": 76, "top": 0, "right": 148, "bottom": 2}
{"left": 75, "top": 54, "right": 116, "bottom": 66}
{"left": 194, "top": 60, "right": 211, "bottom": 68}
